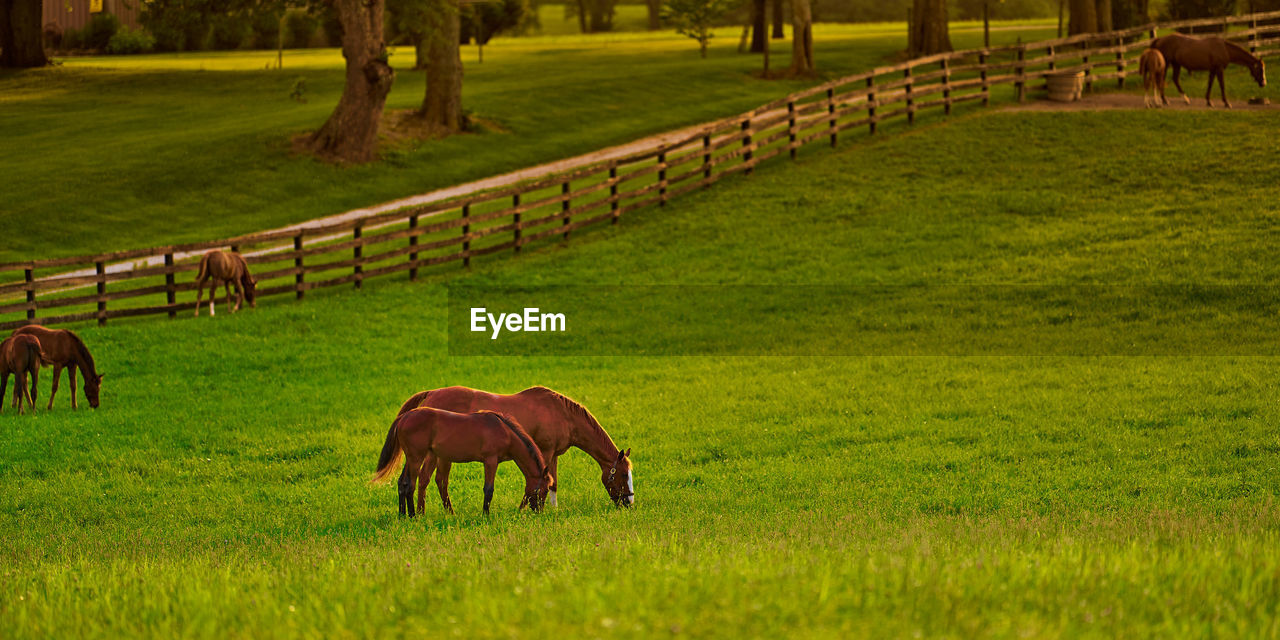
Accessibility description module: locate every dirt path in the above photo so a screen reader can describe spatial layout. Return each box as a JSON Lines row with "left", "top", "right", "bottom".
{"left": 1004, "top": 91, "right": 1277, "bottom": 111}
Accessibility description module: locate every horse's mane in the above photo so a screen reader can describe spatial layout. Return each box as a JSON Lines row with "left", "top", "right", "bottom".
{"left": 483, "top": 411, "right": 544, "bottom": 474}
{"left": 525, "top": 386, "right": 620, "bottom": 452}
{"left": 67, "top": 330, "right": 96, "bottom": 376}
{"left": 1223, "top": 38, "right": 1258, "bottom": 60}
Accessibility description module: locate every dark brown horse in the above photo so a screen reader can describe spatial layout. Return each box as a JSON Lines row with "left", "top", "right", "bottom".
{"left": 1151, "top": 34, "right": 1266, "bottom": 107}
{"left": 0, "top": 334, "right": 51, "bottom": 414}
{"left": 10, "top": 325, "right": 103, "bottom": 409}
{"left": 392, "top": 386, "right": 633, "bottom": 514}
{"left": 373, "top": 408, "right": 551, "bottom": 516}
{"left": 194, "top": 250, "right": 257, "bottom": 317}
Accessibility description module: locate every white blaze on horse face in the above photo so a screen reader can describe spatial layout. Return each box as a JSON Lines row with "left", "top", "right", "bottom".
{"left": 625, "top": 471, "right": 634, "bottom": 505}
{"left": 548, "top": 490, "right": 558, "bottom": 507}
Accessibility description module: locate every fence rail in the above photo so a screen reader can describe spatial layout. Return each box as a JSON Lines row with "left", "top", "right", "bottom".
{"left": 5, "top": 10, "right": 1280, "bottom": 331}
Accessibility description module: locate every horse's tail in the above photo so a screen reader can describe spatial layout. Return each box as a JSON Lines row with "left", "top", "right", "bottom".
{"left": 196, "top": 252, "right": 211, "bottom": 282}
{"left": 371, "top": 415, "right": 404, "bottom": 485}
{"left": 31, "top": 342, "right": 52, "bottom": 366}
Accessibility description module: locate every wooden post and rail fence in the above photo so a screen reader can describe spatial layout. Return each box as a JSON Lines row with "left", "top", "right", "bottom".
{"left": 3, "top": 11, "right": 1278, "bottom": 331}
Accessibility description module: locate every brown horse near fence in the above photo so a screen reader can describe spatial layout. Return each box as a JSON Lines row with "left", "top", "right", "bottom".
{"left": 391, "top": 386, "right": 634, "bottom": 514}
{"left": 373, "top": 408, "right": 551, "bottom": 516}
{"left": 194, "top": 250, "right": 257, "bottom": 317}
{"left": 1139, "top": 48, "right": 1168, "bottom": 107}
{"left": 0, "top": 334, "right": 51, "bottom": 414}
{"left": 1151, "top": 34, "right": 1267, "bottom": 107}
{"left": 10, "top": 325, "right": 103, "bottom": 409}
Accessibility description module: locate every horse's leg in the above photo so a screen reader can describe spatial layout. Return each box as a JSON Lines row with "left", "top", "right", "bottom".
{"left": 207, "top": 280, "right": 217, "bottom": 316}
{"left": 1172, "top": 64, "right": 1190, "bottom": 104}
{"left": 224, "top": 281, "right": 235, "bottom": 313}
{"left": 46, "top": 364, "right": 61, "bottom": 410}
{"left": 194, "top": 278, "right": 204, "bottom": 316}
{"left": 403, "top": 452, "right": 425, "bottom": 518}
{"left": 482, "top": 458, "right": 498, "bottom": 515}
{"left": 435, "top": 461, "right": 454, "bottom": 514}
{"left": 396, "top": 464, "right": 412, "bottom": 517}
{"left": 232, "top": 280, "right": 243, "bottom": 313}
{"left": 68, "top": 366, "right": 77, "bottom": 410}
{"left": 0, "top": 371, "right": 7, "bottom": 413}
{"left": 1219, "top": 69, "right": 1230, "bottom": 108}
{"left": 416, "top": 455, "right": 437, "bottom": 515}
{"left": 28, "top": 365, "right": 38, "bottom": 410}
{"left": 16, "top": 371, "right": 27, "bottom": 415}
{"left": 546, "top": 453, "right": 560, "bottom": 507}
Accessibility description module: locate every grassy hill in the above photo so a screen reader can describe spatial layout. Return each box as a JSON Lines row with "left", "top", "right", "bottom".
{"left": 2, "top": 103, "right": 1279, "bottom": 637}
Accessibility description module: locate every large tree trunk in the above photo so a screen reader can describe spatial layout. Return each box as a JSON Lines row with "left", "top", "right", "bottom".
{"left": 588, "top": 0, "right": 611, "bottom": 32}
{"left": 1069, "top": 0, "right": 1098, "bottom": 34}
{"left": 421, "top": 0, "right": 463, "bottom": 133}
{"left": 789, "top": 0, "right": 814, "bottom": 75}
{"left": 646, "top": 0, "right": 661, "bottom": 30}
{"left": 576, "top": 0, "right": 588, "bottom": 33}
{"left": 0, "top": 0, "right": 48, "bottom": 69}
{"left": 910, "top": 0, "right": 951, "bottom": 56}
{"left": 750, "top": 0, "right": 766, "bottom": 53}
{"left": 1095, "top": 0, "right": 1113, "bottom": 31}
{"left": 306, "top": 0, "right": 395, "bottom": 163}
{"left": 412, "top": 32, "right": 428, "bottom": 70}
{"left": 771, "top": 0, "right": 784, "bottom": 38}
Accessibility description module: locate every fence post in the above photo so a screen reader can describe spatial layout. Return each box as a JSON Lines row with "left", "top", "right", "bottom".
{"left": 1016, "top": 44, "right": 1026, "bottom": 103}
{"left": 1083, "top": 47, "right": 1092, "bottom": 93}
{"left": 462, "top": 205, "right": 472, "bottom": 267}
{"left": 979, "top": 53, "right": 990, "bottom": 106}
{"left": 353, "top": 222, "right": 363, "bottom": 288}
{"left": 787, "top": 100, "right": 797, "bottom": 160}
{"left": 827, "top": 88, "right": 837, "bottom": 147}
{"left": 294, "top": 233, "right": 305, "bottom": 299}
{"left": 741, "top": 120, "right": 753, "bottom": 175}
{"left": 659, "top": 152, "right": 669, "bottom": 203}
{"left": 610, "top": 163, "right": 621, "bottom": 223}
{"left": 867, "top": 76, "right": 876, "bottom": 134}
{"left": 165, "top": 253, "right": 176, "bottom": 318}
{"left": 95, "top": 261, "right": 106, "bottom": 326}
{"left": 702, "top": 135, "right": 711, "bottom": 182}
{"left": 1048, "top": 45, "right": 1056, "bottom": 71}
{"left": 942, "top": 58, "right": 952, "bottom": 115}
{"left": 23, "top": 268, "right": 34, "bottom": 322}
{"left": 1251, "top": 14, "right": 1258, "bottom": 54}
{"left": 562, "top": 181, "right": 572, "bottom": 240}
{"left": 905, "top": 65, "right": 915, "bottom": 125}
{"left": 1115, "top": 36, "right": 1126, "bottom": 88}
{"left": 513, "top": 194, "right": 521, "bottom": 253}
{"left": 408, "top": 215, "right": 419, "bottom": 281}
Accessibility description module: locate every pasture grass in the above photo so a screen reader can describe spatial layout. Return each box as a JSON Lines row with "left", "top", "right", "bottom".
{"left": 3, "top": 106, "right": 1280, "bottom": 637}
{"left": 0, "top": 21, "right": 1060, "bottom": 264}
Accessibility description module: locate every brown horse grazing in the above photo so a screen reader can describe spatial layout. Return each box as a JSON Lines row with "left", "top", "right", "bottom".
{"left": 194, "top": 250, "right": 257, "bottom": 317}
{"left": 1151, "top": 34, "right": 1266, "bottom": 108}
{"left": 393, "top": 386, "right": 634, "bottom": 515}
{"left": 373, "top": 408, "right": 551, "bottom": 517}
{"left": 10, "top": 325, "right": 103, "bottom": 409}
{"left": 0, "top": 334, "right": 51, "bottom": 415}
{"left": 1139, "top": 47, "right": 1168, "bottom": 108}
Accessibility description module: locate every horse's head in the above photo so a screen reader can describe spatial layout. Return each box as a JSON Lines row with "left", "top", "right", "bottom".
{"left": 521, "top": 466, "right": 552, "bottom": 512}
{"left": 602, "top": 448, "right": 634, "bottom": 507}
{"left": 243, "top": 275, "right": 258, "bottom": 308}
{"left": 85, "top": 373, "right": 103, "bottom": 409}
{"left": 1254, "top": 59, "right": 1267, "bottom": 88}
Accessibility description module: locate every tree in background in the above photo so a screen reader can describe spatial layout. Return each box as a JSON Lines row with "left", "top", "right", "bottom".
{"left": 305, "top": 0, "right": 394, "bottom": 162}
{"left": 771, "top": 0, "right": 784, "bottom": 38}
{"left": 460, "top": 0, "right": 527, "bottom": 44}
{"left": 0, "top": 0, "right": 48, "bottom": 67}
{"left": 1111, "top": 0, "right": 1150, "bottom": 29}
{"left": 566, "top": 0, "right": 617, "bottom": 32}
{"left": 1096, "top": 0, "right": 1113, "bottom": 30}
{"left": 664, "top": 0, "right": 736, "bottom": 57}
{"left": 909, "top": 0, "right": 951, "bottom": 55}
{"left": 1068, "top": 0, "right": 1097, "bottom": 33}
{"left": 789, "top": 0, "right": 813, "bottom": 74}
{"left": 421, "top": 0, "right": 463, "bottom": 133}
{"left": 749, "top": 0, "right": 766, "bottom": 52}
{"left": 1164, "top": 0, "right": 1237, "bottom": 20}
{"left": 647, "top": 0, "right": 662, "bottom": 30}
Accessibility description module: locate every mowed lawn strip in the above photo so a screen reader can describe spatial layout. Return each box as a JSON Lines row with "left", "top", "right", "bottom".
{"left": 2, "top": 108, "right": 1279, "bottom": 637}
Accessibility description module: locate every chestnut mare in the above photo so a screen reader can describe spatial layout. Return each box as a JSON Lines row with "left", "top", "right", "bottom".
{"left": 1151, "top": 34, "right": 1266, "bottom": 107}
{"left": 0, "top": 334, "right": 51, "bottom": 414}
{"left": 10, "top": 325, "right": 103, "bottom": 409}
{"left": 373, "top": 408, "right": 551, "bottom": 516}
{"left": 392, "top": 386, "right": 633, "bottom": 514}
{"left": 1139, "top": 48, "right": 1168, "bottom": 107}
{"left": 194, "top": 250, "right": 257, "bottom": 317}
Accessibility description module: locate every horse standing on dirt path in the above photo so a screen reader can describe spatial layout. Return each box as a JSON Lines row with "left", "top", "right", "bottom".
{"left": 1150, "top": 34, "right": 1266, "bottom": 108}
{"left": 194, "top": 250, "right": 257, "bottom": 317}
{"left": 392, "top": 386, "right": 634, "bottom": 514}
{"left": 1139, "top": 48, "right": 1168, "bottom": 107}
{"left": 10, "top": 325, "right": 103, "bottom": 410}
{"left": 372, "top": 408, "right": 551, "bottom": 516}
{"left": 0, "top": 334, "right": 51, "bottom": 415}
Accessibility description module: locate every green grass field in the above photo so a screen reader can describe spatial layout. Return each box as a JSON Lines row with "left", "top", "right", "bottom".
{"left": 3, "top": 99, "right": 1280, "bottom": 637}
{"left": 0, "top": 20, "right": 1060, "bottom": 264}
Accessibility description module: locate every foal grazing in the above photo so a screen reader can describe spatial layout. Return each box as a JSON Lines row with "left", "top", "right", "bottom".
{"left": 373, "top": 408, "right": 551, "bottom": 517}
{"left": 1151, "top": 34, "right": 1266, "bottom": 107}
{"left": 194, "top": 250, "right": 257, "bottom": 317}
{"left": 10, "top": 325, "right": 103, "bottom": 409}
{"left": 1139, "top": 48, "right": 1167, "bottom": 107}
{"left": 0, "top": 334, "right": 51, "bottom": 414}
